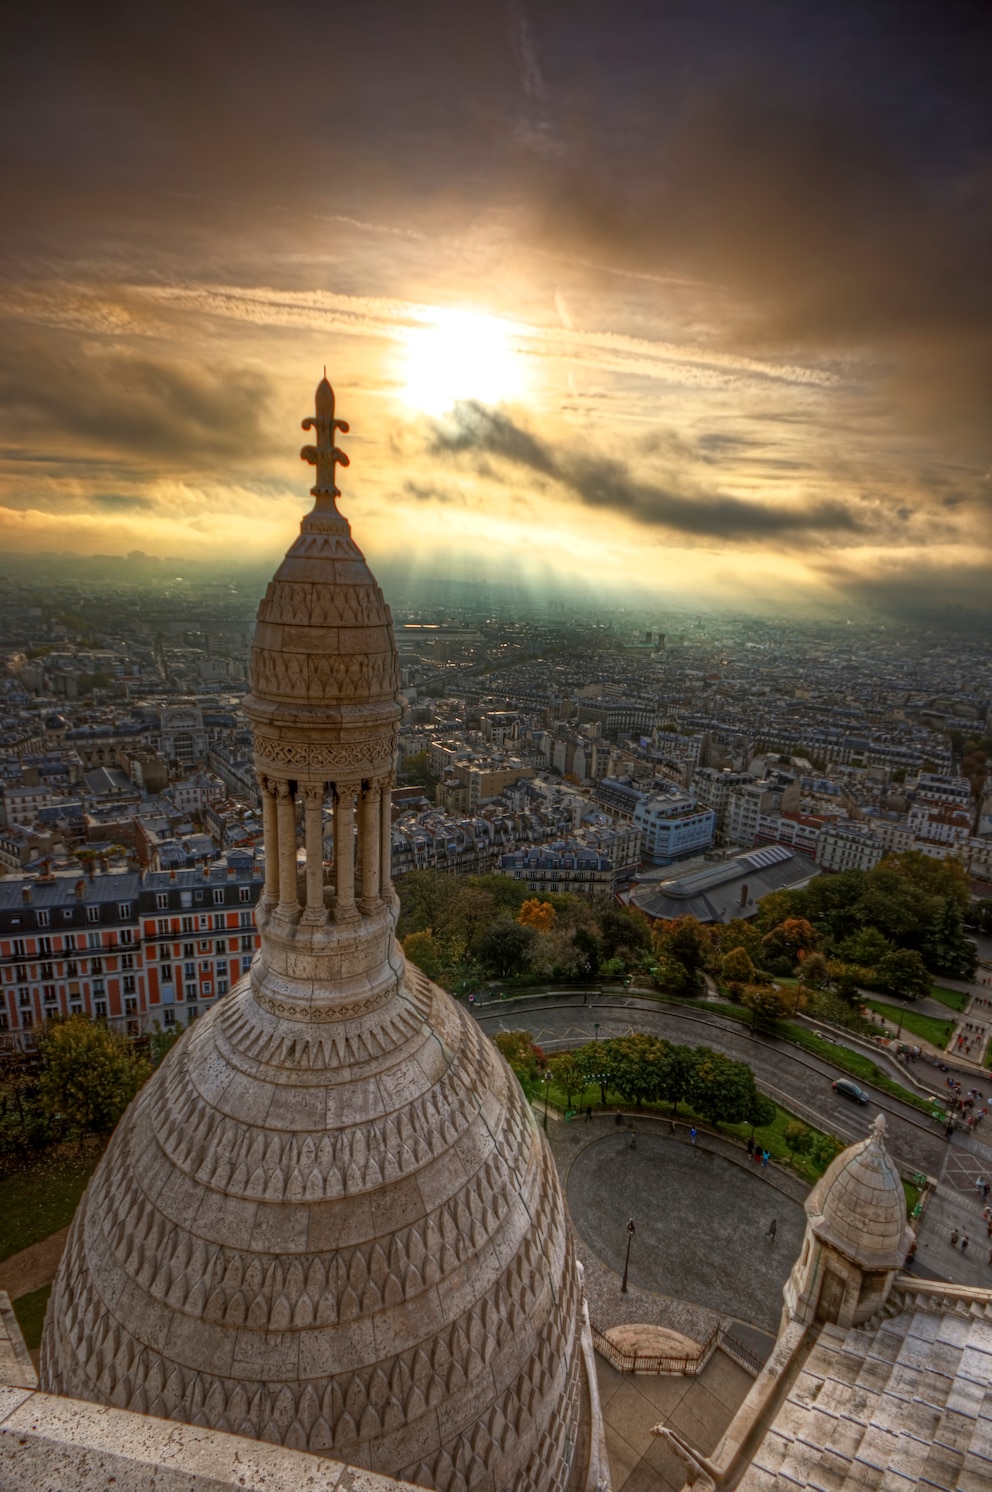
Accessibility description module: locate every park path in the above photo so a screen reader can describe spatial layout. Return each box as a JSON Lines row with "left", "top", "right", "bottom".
{"left": 0, "top": 1226, "right": 69, "bottom": 1302}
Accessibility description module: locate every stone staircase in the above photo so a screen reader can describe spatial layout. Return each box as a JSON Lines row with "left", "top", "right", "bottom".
{"left": 738, "top": 1292, "right": 992, "bottom": 1491}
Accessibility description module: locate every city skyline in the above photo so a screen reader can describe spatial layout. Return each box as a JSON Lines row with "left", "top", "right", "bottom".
{"left": 1, "top": 1, "right": 990, "bottom": 624}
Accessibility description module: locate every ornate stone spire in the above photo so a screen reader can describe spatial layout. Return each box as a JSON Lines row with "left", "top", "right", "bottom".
{"left": 301, "top": 374, "right": 350, "bottom": 505}
{"left": 41, "top": 375, "right": 597, "bottom": 1492}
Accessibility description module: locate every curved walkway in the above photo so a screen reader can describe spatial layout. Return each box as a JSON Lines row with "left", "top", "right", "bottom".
{"left": 547, "top": 1114, "right": 807, "bottom": 1340}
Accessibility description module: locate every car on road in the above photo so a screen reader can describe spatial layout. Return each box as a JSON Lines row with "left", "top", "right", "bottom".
{"left": 833, "top": 1077, "right": 870, "bottom": 1104}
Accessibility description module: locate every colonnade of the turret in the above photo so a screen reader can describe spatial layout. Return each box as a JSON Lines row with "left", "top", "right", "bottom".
{"left": 256, "top": 771, "right": 393, "bottom": 927}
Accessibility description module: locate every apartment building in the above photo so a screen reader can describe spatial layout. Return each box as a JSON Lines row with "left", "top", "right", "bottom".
{"left": 0, "top": 861, "right": 264, "bottom": 1048}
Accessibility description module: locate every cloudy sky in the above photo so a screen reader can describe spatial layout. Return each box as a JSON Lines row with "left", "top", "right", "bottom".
{"left": 2, "top": 0, "right": 990, "bottom": 619}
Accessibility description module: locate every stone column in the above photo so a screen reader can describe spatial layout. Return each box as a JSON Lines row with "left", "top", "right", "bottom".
{"left": 275, "top": 781, "right": 299, "bottom": 917}
{"left": 334, "top": 784, "right": 357, "bottom": 920}
{"left": 301, "top": 784, "right": 327, "bottom": 924}
{"left": 359, "top": 781, "right": 381, "bottom": 909}
{"left": 258, "top": 774, "right": 279, "bottom": 907}
{"left": 379, "top": 773, "right": 393, "bottom": 896}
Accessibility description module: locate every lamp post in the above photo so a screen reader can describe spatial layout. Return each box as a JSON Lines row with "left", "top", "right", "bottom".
{"left": 594, "top": 1022, "right": 600, "bottom": 1042}
{"left": 621, "top": 1218, "right": 636, "bottom": 1294}
{"left": 543, "top": 1071, "right": 551, "bottom": 1132}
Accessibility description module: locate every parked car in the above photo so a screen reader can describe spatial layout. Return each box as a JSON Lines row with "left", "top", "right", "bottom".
{"left": 833, "top": 1078, "right": 870, "bottom": 1104}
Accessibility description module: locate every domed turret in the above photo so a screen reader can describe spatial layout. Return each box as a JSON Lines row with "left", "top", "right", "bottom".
{"left": 783, "top": 1115, "right": 914, "bottom": 1330}
{"left": 42, "top": 379, "right": 594, "bottom": 1492}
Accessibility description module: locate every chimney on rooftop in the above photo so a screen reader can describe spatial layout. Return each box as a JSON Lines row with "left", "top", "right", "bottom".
{"left": 21, "top": 885, "right": 32, "bottom": 904}
{"left": 75, "top": 878, "right": 85, "bottom": 898}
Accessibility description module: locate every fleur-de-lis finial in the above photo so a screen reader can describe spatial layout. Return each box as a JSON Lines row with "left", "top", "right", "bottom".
{"left": 301, "top": 375, "right": 350, "bottom": 503}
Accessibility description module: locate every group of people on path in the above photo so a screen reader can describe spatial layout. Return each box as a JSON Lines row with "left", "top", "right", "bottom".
{"left": 746, "top": 1138, "right": 770, "bottom": 1168}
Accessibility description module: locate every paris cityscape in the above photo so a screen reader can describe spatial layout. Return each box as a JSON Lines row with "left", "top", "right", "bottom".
{"left": 2, "top": 3, "right": 991, "bottom": 1490}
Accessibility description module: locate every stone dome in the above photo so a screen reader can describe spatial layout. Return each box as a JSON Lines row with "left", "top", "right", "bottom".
{"left": 41, "top": 380, "right": 592, "bottom": 1492}
{"left": 804, "top": 1115, "right": 912, "bottom": 1269}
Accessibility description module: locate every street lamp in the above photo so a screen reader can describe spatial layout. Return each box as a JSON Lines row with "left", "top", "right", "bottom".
{"left": 621, "top": 1218, "right": 636, "bottom": 1294}
{"left": 543, "top": 1071, "right": 551, "bottom": 1132}
{"left": 594, "top": 1022, "right": 600, "bottom": 1043}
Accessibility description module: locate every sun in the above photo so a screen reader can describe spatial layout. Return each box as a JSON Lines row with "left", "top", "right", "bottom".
{"left": 400, "top": 308, "right": 523, "bottom": 416}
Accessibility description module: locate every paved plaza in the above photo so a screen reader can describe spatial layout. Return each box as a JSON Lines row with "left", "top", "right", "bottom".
{"left": 561, "top": 1123, "right": 807, "bottom": 1334}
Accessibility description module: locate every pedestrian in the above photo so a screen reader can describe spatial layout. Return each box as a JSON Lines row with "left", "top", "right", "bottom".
{"left": 962, "top": 1235, "right": 970, "bottom": 1253}
{"left": 585, "top": 1106, "right": 592, "bottom": 1122}
{"left": 747, "top": 1138, "right": 754, "bottom": 1159}
{"left": 761, "top": 1149, "right": 770, "bottom": 1169}
{"left": 615, "top": 1110, "right": 623, "bottom": 1126}
{"left": 767, "top": 1219, "right": 777, "bottom": 1240}
{"left": 669, "top": 1119, "right": 677, "bottom": 1135}
{"left": 905, "top": 1239, "right": 917, "bottom": 1268}
{"left": 689, "top": 1127, "right": 697, "bottom": 1145}
{"left": 951, "top": 1229, "right": 959, "bottom": 1246}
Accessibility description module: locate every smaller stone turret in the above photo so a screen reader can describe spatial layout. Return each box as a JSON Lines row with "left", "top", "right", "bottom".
{"left": 783, "top": 1114, "right": 913, "bottom": 1330}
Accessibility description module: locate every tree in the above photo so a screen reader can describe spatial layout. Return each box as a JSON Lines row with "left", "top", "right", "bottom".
{"left": 655, "top": 917, "right": 711, "bottom": 983}
{"left": 839, "top": 926, "right": 892, "bottom": 966}
{"left": 742, "top": 985, "right": 793, "bottom": 1030}
{"left": 923, "top": 896, "right": 977, "bottom": 979}
{"left": 402, "top": 930, "right": 444, "bottom": 981}
{"left": 572, "top": 926, "right": 602, "bottom": 980}
{"left": 476, "top": 918, "right": 537, "bottom": 978}
{"left": 688, "top": 1052, "right": 760, "bottom": 1126}
{"left": 761, "top": 918, "right": 818, "bottom": 965}
{"left": 721, "top": 947, "right": 757, "bottom": 986}
{"left": 37, "top": 1018, "right": 150, "bottom": 1138}
{"left": 714, "top": 920, "right": 766, "bottom": 969}
{"left": 548, "top": 1052, "right": 590, "bottom": 1110}
{"left": 149, "top": 1020, "right": 185, "bottom": 1069}
{"left": 878, "top": 849, "right": 970, "bottom": 910}
{"left": 600, "top": 1034, "right": 669, "bottom": 1106}
{"left": 873, "top": 947, "right": 931, "bottom": 1002}
{"left": 657, "top": 1043, "right": 701, "bottom": 1111}
{"left": 744, "top": 1091, "right": 776, "bottom": 1135}
{"left": 598, "top": 906, "right": 651, "bottom": 964}
{"left": 518, "top": 899, "right": 556, "bottom": 934}
{"left": 797, "top": 951, "right": 830, "bottom": 989}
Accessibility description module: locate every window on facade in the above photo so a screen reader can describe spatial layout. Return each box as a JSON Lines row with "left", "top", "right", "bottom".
{"left": 92, "top": 980, "right": 105, "bottom": 997}
{"left": 94, "top": 1001, "right": 107, "bottom": 1019}
{"left": 118, "top": 904, "right": 131, "bottom": 919}
{"left": 119, "top": 928, "right": 133, "bottom": 945}
{"left": 90, "top": 958, "right": 103, "bottom": 975}
{"left": 163, "top": 1009, "right": 175, "bottom": 1027}
{"left": 239, "top": 910, "right": 252, "bottom": 927}
{"left": 180, "top": 892, "right": 192, "bottom": 909}
{"left": 212, "top": 889, "right": 224, "bottom": 905}
{"left": 62, "top": 909, "right": 73, "bottom": 921}
{"left": 0, "top": 1011, "right": 8, "bottom": 1031}
{"left": 69, "top": 1002, "right": 81, "bottom": 1016}
{"left": 125, "top": 997, "right": 137, "bottom": 1016}
{"left": 43, "top": 985, "right": 57, "bottom": 1003}
{"left": 183, "top": 943, "right": 194, "bottom": 958}
{"left": 240, "top": 934, "right": 253, "bottom": 952}
{"left": 121, "top": 953, "right": 134, "bottom": 970}
{"left": 66, "top": 961, "right": 78, "bottom": 977}
{"left": 86, "top": 906, "right": 100, "bottom": 923}
{"left": 123, "top": 975, "right": 136, "bottom": 994}
{"left": 180, "top": 916, "right": 193, "bottom": 934}
{"left": 239, "top": 887, "right": 252, "bottom": 903}
{"left": 160, "top": 964, "right": 173, "bottom": 982}
{"left": 202, "top": 982, "right": 212, "bottom": 995}
{"left": 21, "top": 1009, "right": 33, "bottom": 1029}
{"left": 242, "top": 955, "right": 252, "bottom": 971}
{"left": 12, "top": 939, "right": 25, "bottom": 958}
{"left": 37, "top": 910, "right": 50, "bottom": 928}
{"left": 156, "top": 893, "right": 168, "bottom": 910}
{"left": 18, "top": 989, "right": 31, "bottom": 1007}
{"left": 215, "top": 940, "right": 226, "bottom": 955}
{"left": 184, "top": 962, "right": 196, "bottom": 979}
{"left": 188, "top": 1005, "right": 199, "bottom": 1021}
{"left": 213, "top": 913, "right": 225, "bottom": 930}
{"left": 88, "top": 931, "right": 101, "bottom": 949}
{"left": 218, "top": 979, "right": 228, "bottom": 996}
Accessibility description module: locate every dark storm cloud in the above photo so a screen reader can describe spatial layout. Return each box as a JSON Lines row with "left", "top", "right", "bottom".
{"left": 430, "top": 402, "right": 864, "bottom": 541}
{"left": 0, "top": 325, "right": 274, "bottom": 470}
{"left": 531, "top": 19, "right": 992, "bottom": 462}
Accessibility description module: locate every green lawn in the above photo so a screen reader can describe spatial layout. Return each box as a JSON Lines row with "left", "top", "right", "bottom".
{"left": 929, "top": 985, "right": 969, "bottom": 1013}
{"left": 12, "top": 1283, "right": 51, "bottom": 1351}
{"left": 777, "top": 1025, "right": 937, "bottom": 1115}
{"left": 864, "top": 1001, "right": 955, "bottom": 1049}
{"left": 0, "top": 1142, "right": 105, "bottom": 1262}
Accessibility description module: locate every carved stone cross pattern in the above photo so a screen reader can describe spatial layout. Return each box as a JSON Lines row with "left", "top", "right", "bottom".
{"left": 301, "top": 374, "right": 350, "bottom": 499}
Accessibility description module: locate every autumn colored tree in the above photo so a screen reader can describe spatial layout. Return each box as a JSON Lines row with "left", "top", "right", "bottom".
{"left": 654, "top": 917, "right": 711, "bottom": 986}
{"left": 797, "top": 951, "right": 830, "bottom": 988}
{"left": 37, "top": 1017, "right": 150, "bottom": 1138}
{"left": 721, "top": 947, "right": 757, "bottom": 986}
{"left": 742, "top": 984, "right": 793, "bottom": 1030}
{"left": 761, "top": 918, "right": 817, "bottom": 965}
{"left": 518, "top": 899, "right": 557, "bottom": 933}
